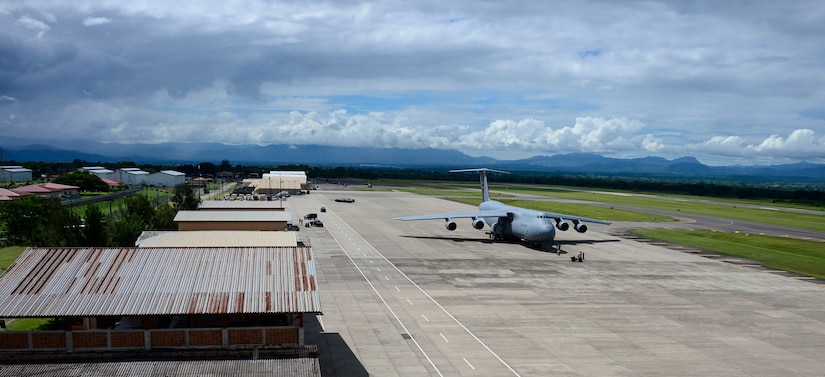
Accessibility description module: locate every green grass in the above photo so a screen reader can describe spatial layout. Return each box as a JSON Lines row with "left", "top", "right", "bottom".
{"left": 4, "top": 318, "right": 56, "bottom": 331}
{"left": 450, "top": 198, "right": 674, "bottom": 222}
{"left": 630, "top": 229, "right": 825, "bottom": 279}
{"left": 0, "top": 245, "right": 26, "bottom": 275}
{"left": 396, "top": 187, "right": 513, "bottom": 198}
{"left": 492, "top": 185, "right": 825, "bottom": 232}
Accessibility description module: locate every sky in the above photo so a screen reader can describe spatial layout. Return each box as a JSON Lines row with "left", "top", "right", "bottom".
{"left": 1, "top": 1, "right": 824, "bottom": 166}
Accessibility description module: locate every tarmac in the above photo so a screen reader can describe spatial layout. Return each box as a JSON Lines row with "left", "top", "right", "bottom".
{"left": 292, "top": 186, "right": 825, "bottom": 376}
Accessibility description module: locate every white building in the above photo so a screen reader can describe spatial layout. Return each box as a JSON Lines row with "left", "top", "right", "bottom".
{"left": 80, "top": 166, "right": 116, "bottom": 179}
{"left": 145, "top": 170, "right": 186, "bottom": 187}
{"left": 0, "top": 166, "right": 33, "bottom": 184}
{"left": 250, "top": 171, "right": 307, "bottom": 195}
{"left": 117, "top": 168, "right": 150, "bottom": 186}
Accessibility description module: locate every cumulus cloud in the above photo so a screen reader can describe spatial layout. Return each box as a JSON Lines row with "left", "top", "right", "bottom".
{"left": 687, "top": 129, "right": 825, "bottom": 162}
{"left": 83, "top": 17, "right": 111, "bottom": 27}
{"left": 1, "top": 1, "right": 824, "bottom": 165}
{"left": 457, "top": 117, "right": 656, "bottom": 156}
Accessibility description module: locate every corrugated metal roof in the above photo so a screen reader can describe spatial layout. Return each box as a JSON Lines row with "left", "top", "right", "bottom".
{"left": 199, "top": 201, "right": 288, "bottom": 210}
{"left": 174, "top": 211, "right": 292, "bottom": 222}
{"left": 0, "top": 357, "right": 320, "bottom": 377}
{"left": 136, "top": 231, "right": 298, "bottom": 247}
{"left": 0, "top": 247, "right": 320, "bottom": 317}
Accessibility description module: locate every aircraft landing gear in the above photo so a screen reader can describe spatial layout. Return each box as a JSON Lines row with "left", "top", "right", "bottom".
{"left": 570, "top": 252, "right": 584, "bottom": 262}
{"left": 554, "top": 241, "right": 565, "bottom": 255}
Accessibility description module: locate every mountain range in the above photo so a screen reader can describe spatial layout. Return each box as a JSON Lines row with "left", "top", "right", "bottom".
{"left": 1, "top": 137, "right": 824, "bottom": 180}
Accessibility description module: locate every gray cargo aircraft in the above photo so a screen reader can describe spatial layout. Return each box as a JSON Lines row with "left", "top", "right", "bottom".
{"left": 394, "top": 168, "right": 611, "bottom": 253}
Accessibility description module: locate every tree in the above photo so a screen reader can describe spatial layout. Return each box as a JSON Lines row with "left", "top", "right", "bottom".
{"left": 0, "top": 195, "right": 83, "bottom": 246}
{"left": 83, "top": 204, "right": 107, "bottom": 246}
{"left": 197, "top": 162, "right": 217, "bottom": 177}
{"left": 152, "top": 204, "right": 178, "bottom": 231}
{"left": 0, "top": 195, "right": 49, "bottom": 245}
{"left": 123, "top": 194, "right": 156, "bottom": 226}
{"left": 39, "top": 199, "right": 83, "bottom": 247}
{"left": 172, "top": 184, "right": 201, "bottom": 210}
{"left": 107, "top": 215, "right": 144, "bottom": 247}
{"left": 53, "top": 170, "right": 109, "bottom": 192}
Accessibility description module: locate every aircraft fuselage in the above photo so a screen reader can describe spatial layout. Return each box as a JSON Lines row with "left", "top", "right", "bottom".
{"left": 480, "top": 200, "right": 557, "bottom": 243}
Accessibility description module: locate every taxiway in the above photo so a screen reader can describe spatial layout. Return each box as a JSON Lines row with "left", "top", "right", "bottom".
{"left": 291, "top": 188, "right": 825, "bottom": 376}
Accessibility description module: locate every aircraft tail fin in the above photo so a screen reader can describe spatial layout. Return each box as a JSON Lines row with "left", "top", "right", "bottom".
{"left": 450, "top": 168, "right": 510, "bottom": 202}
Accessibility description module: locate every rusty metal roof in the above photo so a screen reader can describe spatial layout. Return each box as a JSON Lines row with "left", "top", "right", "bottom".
{"left": 0, "top": 247, "right": 321, "bottom": 317}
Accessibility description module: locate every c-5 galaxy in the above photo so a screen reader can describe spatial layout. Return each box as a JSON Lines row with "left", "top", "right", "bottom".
{"left": 394, "top": 169, "right": 610, "bottom": 258}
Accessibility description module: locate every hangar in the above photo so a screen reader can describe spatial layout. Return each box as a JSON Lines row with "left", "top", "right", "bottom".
{"left": 145, "top": 170, "right": 186, "bottom": 188}
{"left": 135, "top": 230, "right": 299, "bottom": 247}
{"left": 0, "top": 246, "right": 320, "bottom": 353}
{"left": 0, "top": 165, "right": 32, "bottom": 184}
{"left": 248, "top": 171, "right": 308, "bottom": 196}
{"left": 198, "top": 200, "right": 287, "bottom": 211}
{"left": 174, "top": 210, "right": 291, "bottom": 231}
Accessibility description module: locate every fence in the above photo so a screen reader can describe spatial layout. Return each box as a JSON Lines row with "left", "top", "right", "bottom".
{"left": 61, "top": 187, "right": 144, "bottom": 208}
{"left": 0, "top": 326, "right": 301, "bottom": 352}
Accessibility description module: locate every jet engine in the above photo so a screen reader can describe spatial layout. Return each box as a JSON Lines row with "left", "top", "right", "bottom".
{"left": 555, "top": 218, "right": 569, "bottom": 231}
{"left": 573, "top": 220, "right": 588, "bottom": 233}
{"left": 472, "top": 218, "right": 485, "bottom": 229}
{"left": 445, "top": 219, "right": 457, "bottom": 231}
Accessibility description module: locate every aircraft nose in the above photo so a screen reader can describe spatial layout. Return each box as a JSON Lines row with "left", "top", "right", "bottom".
{"left": 529, "top": 221, "right": 556, "bottom": 242}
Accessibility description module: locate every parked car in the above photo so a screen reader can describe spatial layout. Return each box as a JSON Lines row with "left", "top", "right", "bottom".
{"left": 286, "top": 224, "right": 300, "bottom": 231}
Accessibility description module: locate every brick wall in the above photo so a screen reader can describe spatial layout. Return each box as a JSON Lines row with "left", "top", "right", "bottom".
{"left": 151, "top": 330, "right": 186, "bottom": 347}
{"left": 0, "top": 333, "right": 29, "bottom": 349}
{"left": 228, "top": 329, "right": 264, "bottom": 345}
{"left": 73, "top": 331, "right": 108, "bottom": 348}
{"left": 188, "top": 329, "right": 222, "bottom": 346}
{"left": 110, "top": 330, "right": 144, "bottom": 348}
{"left": 266, "top": 328, "right": 299, "bottom": 344}
{"left": 0, "top": 326, "right": 300, "bottom": 352}
{"left": 32, "top": 332, "right": 66, "bottom": 349}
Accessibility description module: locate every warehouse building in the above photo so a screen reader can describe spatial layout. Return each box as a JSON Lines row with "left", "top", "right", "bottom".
{"left": 135, "top": 230, "right": 299, "bottom": 247}
{"left": 145, "top": 170, "right": 186, "bottom": 188}
{"left": 0, "top": 246, "right": 321, "bottom": 353}
{"left": 0, "top": 165, "right": 32, "bottom": 184}
{"left": 174, "top": 210, "right": 291, "bottom": 231}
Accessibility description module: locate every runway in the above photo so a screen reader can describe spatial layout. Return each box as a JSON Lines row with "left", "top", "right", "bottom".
{"left": 290, "top": 187, "right": 825, "bottom": 376}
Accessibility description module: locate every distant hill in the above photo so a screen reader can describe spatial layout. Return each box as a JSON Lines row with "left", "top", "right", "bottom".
{"left": 1, "top": 138, "right": 823, "bottom": 180}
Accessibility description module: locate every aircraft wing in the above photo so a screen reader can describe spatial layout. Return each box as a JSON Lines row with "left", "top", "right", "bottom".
{"left": 393, "top": 209, "right": 510, "bottom": 221}
{"left": 542, "top": 211, "right": 611, "bottom": 225}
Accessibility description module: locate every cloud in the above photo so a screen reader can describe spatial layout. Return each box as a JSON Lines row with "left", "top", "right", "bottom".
{"left": 83, "top": 17, "right": 111, "bottom": 27}
{"left": 457, "top": 117, "right": 654, "bottom": 156}
{"left": 1, "top": 1, "right": 824, "bottom": 165}
{"left": 687, "top": 129, "right": 825, "bottom": 163}
{"left": 15, "top": 15, "right": 50, "bottom": 38}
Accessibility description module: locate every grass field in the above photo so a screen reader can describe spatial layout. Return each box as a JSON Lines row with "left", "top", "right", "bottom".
{"left": 450, "top": 197, "right": 674, "bottom": 222}
{"left": 0, "top": 245, "right": 25, "bottom": 275}
{"left": 493, "top": 185, "right": 825, "bottom": 232}
{"left": 629, "top": 229, "right": 825, "bottom": 280}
